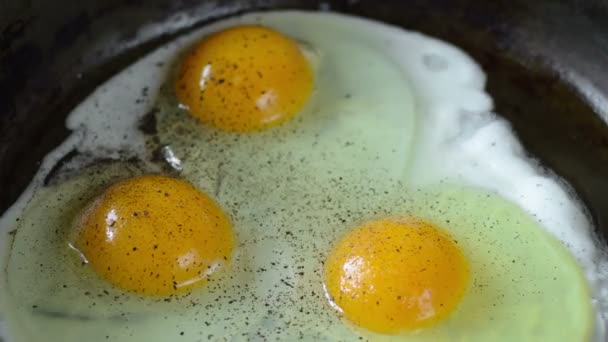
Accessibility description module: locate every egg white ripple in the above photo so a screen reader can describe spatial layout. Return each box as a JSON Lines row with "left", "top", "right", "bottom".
{"left": 0, "top": 10, "right": 606, "bottom": 342}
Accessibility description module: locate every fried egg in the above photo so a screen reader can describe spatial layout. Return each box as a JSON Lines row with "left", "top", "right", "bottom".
{"left": 319, "top": 184, "right": 593, "bottom": 341}
{"left": 0, "top": 10, "right": 606, "bottom": 342}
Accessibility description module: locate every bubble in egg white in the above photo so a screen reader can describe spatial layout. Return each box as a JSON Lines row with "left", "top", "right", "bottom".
{"left": 422, "top": 53, "right": 449, "bottom": 72}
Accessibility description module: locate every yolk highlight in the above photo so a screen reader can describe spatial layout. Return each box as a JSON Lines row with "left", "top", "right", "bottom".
{"left": 324, "top": 218, "right": 469, "bottom": 334}
{"left": 175, "top": 25, "right": 314, "bottom": 132}
{"left": 73, "top": 175, "right": 233, "bottom": 296}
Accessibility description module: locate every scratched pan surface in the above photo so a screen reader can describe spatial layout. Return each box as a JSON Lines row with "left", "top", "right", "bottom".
{"left": 0, "top": 0, "right": 607, "bottom": 290}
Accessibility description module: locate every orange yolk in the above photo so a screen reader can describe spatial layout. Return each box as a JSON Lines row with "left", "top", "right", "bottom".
{"left": 324, "top": 218, "right": 469, "bottom": 334}
{"left": 72, "top": 175, "right": 234, "bottom": 296}
{"left": 175, "top": 25, "right": 314, "bottom": 132}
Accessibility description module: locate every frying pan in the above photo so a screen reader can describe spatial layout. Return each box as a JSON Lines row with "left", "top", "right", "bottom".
{"left": 0, "top": 0, "right": 607, "bottom": 334}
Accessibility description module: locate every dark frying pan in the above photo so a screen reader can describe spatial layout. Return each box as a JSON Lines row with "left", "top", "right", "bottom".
{"left": 1, "top": 0, "right": 607, "bottom": 288}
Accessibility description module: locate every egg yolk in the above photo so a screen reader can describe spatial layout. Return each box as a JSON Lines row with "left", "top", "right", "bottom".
{"left": 324, "top": 218, "right": 469, "bottom": 334}
{"left": 72, "top": 175, "right": 234, "bottom": 296}
{"left": 175, "top": 25, "right": 314, "bottom": 132}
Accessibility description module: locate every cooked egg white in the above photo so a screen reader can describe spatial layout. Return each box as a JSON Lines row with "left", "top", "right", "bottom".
{"left": 0, "top": 10, "right": 606, "bottom": 342}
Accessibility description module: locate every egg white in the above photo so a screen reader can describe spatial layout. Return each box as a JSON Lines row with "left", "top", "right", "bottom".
{"left": 0, "top": 10, "right": 606, "bottom": 342}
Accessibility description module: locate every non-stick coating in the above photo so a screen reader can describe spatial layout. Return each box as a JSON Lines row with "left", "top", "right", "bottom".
{"left": 1, "top": 0, "right": 608, "bottom": 243}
